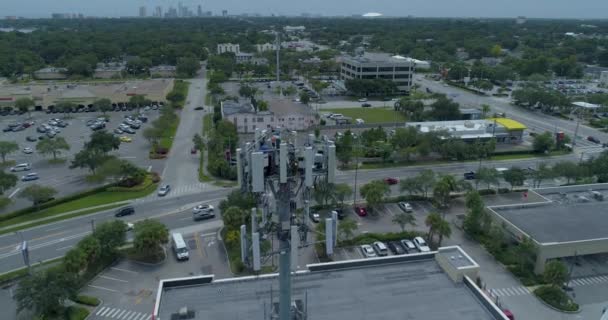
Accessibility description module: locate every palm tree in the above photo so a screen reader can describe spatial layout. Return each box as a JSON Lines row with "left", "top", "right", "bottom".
{"left": 425, "top": 212, "right": 442, "bottom": 243}
{"left": 392, "top": 212, "right": 416, "bottom": 232}
{"left": 481, "top": 104, "right": 491, "bottom": 118}
{"left": 436, "top": 218, "right": 452, "bottom": 247}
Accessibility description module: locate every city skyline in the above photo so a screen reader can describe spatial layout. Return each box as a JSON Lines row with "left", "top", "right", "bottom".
{"left": 2, "top": 0, "right": 608, "bottom": 19}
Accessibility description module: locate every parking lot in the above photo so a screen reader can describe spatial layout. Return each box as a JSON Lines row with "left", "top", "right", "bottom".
{"left": 1, "top": 107, "right": 165, "bottom": 212}
{"left": 84, "top": 228, "right": 229, "bottom": 320}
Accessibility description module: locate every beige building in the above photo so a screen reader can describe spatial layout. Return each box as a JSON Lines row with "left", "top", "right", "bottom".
{"left": 487, "top": 183, "right": 608, "bottom": 274}
{"left": 34, "top": 67, "right": 68, "bottom": 80}
{"left": 222, "top": 99, "right": 317, "bottom": 133}
{"left": 341, "top": 52, "right": 415, "bottom": 94}
{"left": 255, "top": 43, "right": 277, "bottom": 53}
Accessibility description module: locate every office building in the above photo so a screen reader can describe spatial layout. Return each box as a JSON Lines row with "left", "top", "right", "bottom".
{"left": 256, "top": 43, "right": 278, "bottom": 53}
{"left": 197, "top": 5, "right": 202, "bottom": 17}
{"left": 222, "top": 100, "right": 317, "bottom": 133}
{"left": 222, "top": 10, "right": 228, "bottom": 17}
{"left": 139, "top": 6, "right": 147, "bottom": 17}
{"left": 153, "top": 246, "right": 510, "bottom": 320}
{"left": 154, "top": 6, "right": 162, "bottom": 18}
{"left": 217, "top": 43, "right": 240, "bottom": 55}
{"left": 488, "top": 184, "right": 608, "bottom": 274}
{"left": 341, "top": 52, "right": 415, "bottom": 94}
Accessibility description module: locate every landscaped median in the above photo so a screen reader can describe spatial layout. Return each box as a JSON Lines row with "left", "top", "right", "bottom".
{"left": 0, "top": 173, "right": 159, "bottom": 235}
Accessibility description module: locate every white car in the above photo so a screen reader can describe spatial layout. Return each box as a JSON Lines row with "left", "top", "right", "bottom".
{"left": 398, "top": 202, "right": 413, "bottom": 212}
{"left": 126, "top": 222, "right": 134, "bottom": 231}
{"left": 22, "top": 147, "right": 33, "bottom": 154}
{"left": 357, "top": 98, "right": 368, "bottom": 102}
{"left": 413, "top": 236, "right": 431, "bottom": 252}
{"left": 355, "top": 118, "right": 365, "bottom": 125}
{"left": 192, "top": 204, "right": 214, "bottom": 214}
{"left": 361, "top": 244, "right": 377, "bottom": 258}
{"left": 157, "top": 184, "right": 171, "bottom": 196}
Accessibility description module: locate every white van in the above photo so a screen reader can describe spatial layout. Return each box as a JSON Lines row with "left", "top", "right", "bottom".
{"left": 10, "top": 163, "right": 31, "bottom": 172}
{"left": 171, "top": 233, "right": 189, "bottom": 261}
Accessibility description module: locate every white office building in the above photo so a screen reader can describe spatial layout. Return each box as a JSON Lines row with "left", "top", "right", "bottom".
{"left": 217, "top": 43, "right": 240, "bottom": 54}
{"left": 341, "top": 52, "right": 415, "bottom": 94}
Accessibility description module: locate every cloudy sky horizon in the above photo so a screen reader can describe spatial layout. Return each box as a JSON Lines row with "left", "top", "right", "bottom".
{"left": 3, "top": 0, "right": 608, "bottom": 19}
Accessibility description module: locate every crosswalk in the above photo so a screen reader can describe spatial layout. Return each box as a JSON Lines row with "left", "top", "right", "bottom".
{"left": 489, "top": 286, "right": 531, "bottom": 297}
{"left": 490, "top": 274, "right": 608, "bottom": 297}
{"left": 94, "top": 306, "right": 151, "bottom": 320}
{"left": 569, "top": 275, "right": 608, "bottom": 287}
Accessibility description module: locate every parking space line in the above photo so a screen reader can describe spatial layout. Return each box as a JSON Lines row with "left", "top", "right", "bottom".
{"left": 56, "top": 245, "right": 73, "bottom": 251}
{"left": 111, "top": 267, "right": 138, "bottom": 274}
{"left": 100, "top": 275, "right": 129, "bottom": 283}
{"left": 8, "top": 188, "right": 20, "bottom": 198}
{"left": 88, "top": 284, "right": 118, "bottom": 292}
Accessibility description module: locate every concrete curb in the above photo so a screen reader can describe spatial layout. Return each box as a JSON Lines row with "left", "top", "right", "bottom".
{"left": 83, "top": 297, "right": 104, "bottom": 320}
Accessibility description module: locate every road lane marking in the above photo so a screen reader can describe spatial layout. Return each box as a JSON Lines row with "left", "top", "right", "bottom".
{"left": 56, "top": 245, "right": 73, "bottom": 251}
{"left": 146, "top": 166, "right": 152, "bottom": 172}
{"left": 44, "top": 226, "right": 63, "bottom": 232}
{"left": 97, "top": 306, "right": 108, "bottom": 316}
{"left": 8, "top": 188, "right": 20, "bottom": 198}
{"left": 100, "top": 275, "right": 129, "bottom": 283}
{"left": 111, "top": 267, "right": 138, "bottom": 274}
{"left": 99, "top": 307, "right": 111, "bottom": 316}
{"left": 87, "top": 284, "right": 118, "bottom": 292}
{"left": 116, "top": 310, "right": 127, "bottom": 319}
{"left": 122, "top": 311, "right": 133, "bottom": 320}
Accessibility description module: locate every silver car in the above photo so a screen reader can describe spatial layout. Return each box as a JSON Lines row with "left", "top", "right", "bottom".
{"left": 157, "top": 184, "right": 171, "bottom": 196}
{"left": 361, "top": 244, "right": 377, "bottom": 258}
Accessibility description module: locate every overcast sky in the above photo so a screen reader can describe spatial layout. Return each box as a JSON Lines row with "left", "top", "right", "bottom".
{"left": 4, "top": 0, "right": 608, "bottom": 19}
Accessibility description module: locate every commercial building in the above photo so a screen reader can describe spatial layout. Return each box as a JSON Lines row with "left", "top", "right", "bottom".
{"left": 572, "top": 101, "right": 601, "bottom": 114}
{"left": 149, "top": 65, "right": 177, "bottom": 78}
{"left": 33, "top": 67, "right": 68, "bottom": 80}
{"left": 235, "top": 52, "right": 254, "bottom": 64}
{"left": 406, "top": 118, "right": 526, "bottom": 144}
{"left": 284, "top": 25, "right": 306, "bottom": 33}
{"left": 222, "top": 100, "right": 317, "bottom": 133}
{"left": 341, "top": 52, "right": 415, "bottom": 94}
{"left": 153, "top": 246, "right": 509, "bottom": 320}
{"left": 93, "top": 62, "right": 125, "bottom": 79}
{"left": 487, "top": 184, "right": 608, "bottom": 274}
{"left": 139, "top": 6, "right": 147, "bottom": 17}
{"left": 601, "top": 71, "right": 608, "bottom": 85}
{"left": 217, "top": 43, "right": 240, "bottom": 55}
{"left": 256, "top": 42, "right": 278, "bottom": 53}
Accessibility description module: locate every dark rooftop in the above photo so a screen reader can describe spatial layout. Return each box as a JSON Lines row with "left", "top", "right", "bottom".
{"left": 490, "top": 185, "right": 608, "bottom": 243}
{"left": 157, "top": 258, "right": 497, "bottom": 320}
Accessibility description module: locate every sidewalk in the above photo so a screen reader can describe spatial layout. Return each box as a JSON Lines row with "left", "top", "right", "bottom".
{"left": 0, "top": 200, "right": 131, "bottom": 233}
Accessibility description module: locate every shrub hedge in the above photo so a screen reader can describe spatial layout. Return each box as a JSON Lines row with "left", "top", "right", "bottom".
{"left": 66, "top": 306, "right": 90, "bottom": 320}
{"left": 74, "top": 295, "right": 100, "bottom": 306}
{"left": 534, "top": 285, "right": 579, "bottom": 312}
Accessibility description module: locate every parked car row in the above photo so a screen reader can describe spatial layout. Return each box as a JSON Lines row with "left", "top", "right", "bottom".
{"left": 360, "top": 237, "right": 431, "bottom": 258}
{"left": 3, "top": 120, "right": 35, "bottom": 132}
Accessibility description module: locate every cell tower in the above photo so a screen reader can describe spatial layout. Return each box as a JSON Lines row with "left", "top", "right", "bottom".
{"left": 236, "top": 128, "right": 336, "bottom": 320}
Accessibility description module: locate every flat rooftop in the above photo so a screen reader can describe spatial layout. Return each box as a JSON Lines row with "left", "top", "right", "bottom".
{"left": 157, "top": 258, "right": 497, "bottom": 320}
{"left": 490, "top": 185, "right": 608, "bottom": 244}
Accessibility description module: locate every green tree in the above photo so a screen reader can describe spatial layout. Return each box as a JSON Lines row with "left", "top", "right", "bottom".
{"left": 531, "top": 162, "right": 554, "bottom": 188}
{"left": 313, "top": 179, "right": 336, "bottom": 206}
{"left": 218, "top": 190, "right": 256, "bottom": 212}
{"left": 133, "top": 220, "right": 169, "bottom": 260}
{"left": 481, "top": 104, "right": 491, "bottom": 118}
{"left": 515, "top": 237, "right": 537, "bottom": 273}
{"left": 238, "top": 84, "right": 258, "bottom": 99}
{"left": 544, "top": 260, "right": 568, "bottom": 288}
{"left": 552, "top": 161, "right": 581, "bottom": 184}
{"left": 222, "top": 206, "right": 250, "bottom": 230}
{"left": 425, "top": 212, "right": 442, "bottom": 245}
{"left": 432, "top": 175, "right": 464, "bottom": 208}
{"left": 176, "top": 56, "right": 200, "bottom": 77}
{"left": 129, "top": 94, "right": 151, "bottom": 113}
{"left": 36, "top": 137, "right": 70, "bottom": 160}
{"left": 192, "top": 133, "right": 204, "bottom": 151}
{"left": 337, "top": 218, "right": 358, "bottom": 242}
{"left": 15, "top": 97, "right": 35, "bottom": 118}
{"left": 86, "top": 131, "right": 121, "bottom": 154}
{"left": 126, "top": 57, "right": 152, "bottom": 75}
{"left": 143, "top": 127, "right": 163, "bottom": 148}
{"left": 533, "top": 132, "right": 555, "bottom": 153}
{"left": 70, "top": 148, "right": 108, "bottom": 174}
{"left": 0, "top": 141, "right": 19, "bottom": 163}
{"left": 299, "top": 91, "right": 310, "bottom": 105}
{"left": 55, "top": 101, "right": 76, "bottom": 115}
{"left": 392, "top": 212, "right": 416, "bottom": 232}
{"left": 359, "top": 180, "right": 390, "bottom": 213}
{"left": 18, "top": 184, "right": 57, "bottom": 207}
{"left": 0, "top": 171, "right": 18, "bottom": 194}
{"left": 503, "top": 167, "right": 526, "bottom": 190}
{"left": 334, "top": 183, "right": 353, "bottom": 207}
{"left": 14, "top": 267, "right": 78, "bottom": 318}
{"left": 477, "top": 167, "right": 500, "bottom": 190}
{"left": 77, "top": 235, "right": 101, "bottom": 266}
{"left": 336, "top": 130, "right": 354, "bottom": 167}
{"left": 429, "top": 96, "right": 461, "bottom": 121}
{"left": 93, "top": 98, "right": 112, "bottom": 116}
{"left": 93, "top": 220, "right": 127, "bottom": 259}
{"left": 463, "top": 191, "right": 485, "bottom": 237}
{"left": 63, "top": 248, "right": 87, "bottom": 273}
{"left": 435, "top": 216, "right": 452, "bottom": 246}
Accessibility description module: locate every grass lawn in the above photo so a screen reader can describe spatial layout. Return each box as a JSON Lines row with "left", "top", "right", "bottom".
{"left": 159, "top": 117, "right": 179, "bottom": 149}
{"left": 0, "top": 182, "right": 157, "bottom": 231}
{"left": 203, "top": 113, "right": 213, "bottom": 135}
{"left": 325, "top": 107, "right": 406, "bottom": 123}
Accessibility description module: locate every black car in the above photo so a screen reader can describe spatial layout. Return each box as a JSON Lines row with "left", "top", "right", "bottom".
{"left": 332, "top": 208, "right": 345, "bottom": 220}
{"left": 115, "top": 206, "right": 135, "bottom": 217}
{"left": 387, "top": 241, "right": 406, "bottom": 255}
{"left": 587, "top": 136, "right": 601, "bottom": 144}
{"left": 26, "top": 136, "right": 37, "bottom": 142}
{"left": 463, "top": 171, "right": 476, "bottom": 180}
{"left": 361, "top": 103, "right": 372, "bottom": 108}
{"left": 2, "top": 127, "right": 11, "bottom": 132}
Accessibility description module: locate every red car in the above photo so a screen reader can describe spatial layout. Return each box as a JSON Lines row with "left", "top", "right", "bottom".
{"left": 354, "top": 206, "right": 368, "bottom": 217}
{"left": 384, "top": 177, "right": 399, "bottom": 185}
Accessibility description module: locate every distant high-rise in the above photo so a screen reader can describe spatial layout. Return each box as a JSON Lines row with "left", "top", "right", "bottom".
{"left": 222, "top": 10, "right": 228, "bottom": 17}
{"left": 139, "top": 6, "right": 147, "bottom": 17}
{"left": 197, "top": 5, "right": 203, "bottom": 17}
{"left": 516, "top": 16, "right": 527, "bottom": 24}
{"left": 154, "top": 6, "right": 162, "bottom": 18}
{"left": 166, "top": 7, "right": 178, "bottom": 18}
